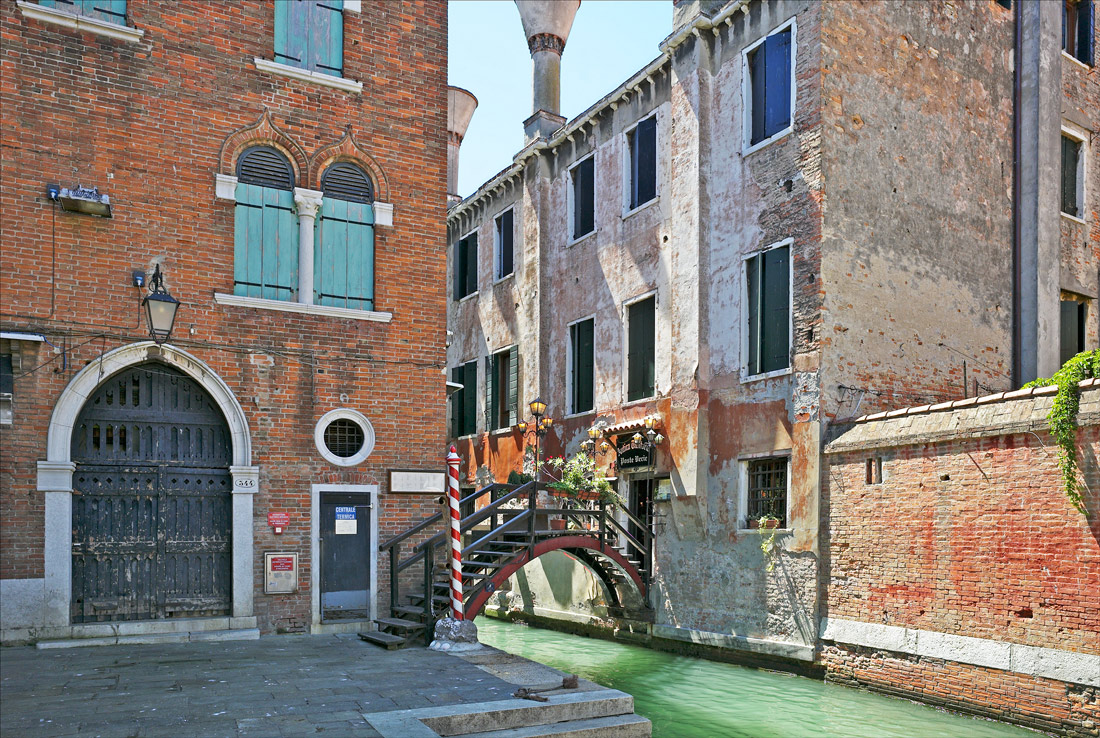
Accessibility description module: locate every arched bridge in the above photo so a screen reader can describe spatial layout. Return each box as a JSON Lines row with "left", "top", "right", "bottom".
{"left": 367, "top": 482, "right": 654, "bottom": 648}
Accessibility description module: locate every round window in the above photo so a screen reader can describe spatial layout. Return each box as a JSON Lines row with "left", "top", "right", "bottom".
{"left": 314, "top": 409, "right": 375, "bottom": 467}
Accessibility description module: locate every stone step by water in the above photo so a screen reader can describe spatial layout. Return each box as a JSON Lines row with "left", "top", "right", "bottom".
{"left": 458, "top": 713, "right": 651, "bottom": 738}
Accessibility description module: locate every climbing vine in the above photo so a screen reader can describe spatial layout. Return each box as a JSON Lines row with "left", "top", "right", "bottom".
{"left": 757, "top": 515, "right": 781, "bottom": 572}
{"left": 1022, "top": 349, "right": 1100, "bottom": 514}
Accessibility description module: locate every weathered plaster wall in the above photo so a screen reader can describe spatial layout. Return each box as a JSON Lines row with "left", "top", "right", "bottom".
{"left": 819, "top": 0, "right": 1015, "bottom": 415}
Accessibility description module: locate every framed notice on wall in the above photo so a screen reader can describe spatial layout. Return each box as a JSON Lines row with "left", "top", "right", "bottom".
{"left": 265, "top": 552, "right": 298, "bottom": 594}
{"left": 388, "top": 469, "right": 447, "bottom": 494}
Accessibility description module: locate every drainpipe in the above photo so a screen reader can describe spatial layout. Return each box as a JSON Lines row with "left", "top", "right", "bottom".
{"left": 1012, "top": 0, "right": 1023, "bottom": 388}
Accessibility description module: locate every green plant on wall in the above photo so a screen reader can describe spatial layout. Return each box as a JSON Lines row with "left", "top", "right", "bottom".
{"left": 758, "top": 515, "right": 781, "bottom": 572}
{"left": 1022, "top": 349, "right": 1100, "bottom": 514}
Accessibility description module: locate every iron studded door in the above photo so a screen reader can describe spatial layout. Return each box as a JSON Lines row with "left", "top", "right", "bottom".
{"left": 70, "top": 364, "right": 232, "bottom": 623}
{"left": 320, "top": 492, "right": 371, "bottom": 621}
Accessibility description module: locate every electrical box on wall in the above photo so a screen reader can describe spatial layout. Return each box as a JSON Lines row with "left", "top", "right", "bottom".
{"left": 265, "top": 552, "right": 298, "bottom": 594}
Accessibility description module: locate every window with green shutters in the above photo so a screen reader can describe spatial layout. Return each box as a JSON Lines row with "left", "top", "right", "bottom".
{"left": 746, "top": 23, "right": 794, "bottom": 148}
{"left": 570, "top": 319, "right": 595, "bottom": 414}
{"left": 627, "top": 117, "right": 657, "bottom": 211}
{"left": 233, "top": 147, "right": 298, "bottom": 301}
{"left": 1061, "top": 135, "right": 1082, "bottom": 218}
{"left": 38, "top": 0, "right": 126, "bottom": 24}
{"left": 317, "top": 162, "right": 375, "bottom": 310}
{"left": 274, "top": 0, "right": 344, "bottom": 77}
{"left": 454, "top": 233, "right": 478, "bottom": 300}
{"left": 486, "top": 347, "right": 518, "bottom": 431}
{"left": 746, "top": 243, "right": 791, "bottom": 376}
{"left": 626, "top": 297, "right": 655, "bottom": 402}
{"left": 450, "top": 361, "right": 477, "bottom": 437}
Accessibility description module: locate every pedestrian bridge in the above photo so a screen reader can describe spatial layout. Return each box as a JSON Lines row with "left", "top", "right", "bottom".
{"left": 365, "top": 481, "right": 654, "bottom": 648}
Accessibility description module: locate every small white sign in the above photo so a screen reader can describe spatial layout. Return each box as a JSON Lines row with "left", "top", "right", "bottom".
{"left": 335, "top": 506, "right": 357, "bottom": 535}
{"left": 389, "top": 470, "right": 446, "bottom": 494}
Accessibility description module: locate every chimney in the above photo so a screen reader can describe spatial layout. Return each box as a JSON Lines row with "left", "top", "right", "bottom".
{"left": 515, "top": 0, "right": 580, "bottom": 143}
{"left": 447, "top": 86, "right": 478, "bottom": 205}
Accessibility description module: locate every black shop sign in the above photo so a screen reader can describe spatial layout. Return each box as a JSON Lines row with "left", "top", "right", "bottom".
{"left": 617, "top": 441, "right": 652, "bottom": 470}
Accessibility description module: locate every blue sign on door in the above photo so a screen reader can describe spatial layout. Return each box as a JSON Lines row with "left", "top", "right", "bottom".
{"left": 335, "top": 506, "right": 356, "bottom": 520}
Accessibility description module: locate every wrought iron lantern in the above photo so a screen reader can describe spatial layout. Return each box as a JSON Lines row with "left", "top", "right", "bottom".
{"left": 142, "top": 264, "right": 181, "bottom": 344}
{"left": 515, "top": 397, "right": 554, "bottom": 481}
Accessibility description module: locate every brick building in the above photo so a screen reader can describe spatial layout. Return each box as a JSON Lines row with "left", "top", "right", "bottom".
{"left": 444, "top": 0, "right": 1098, "bottom": 726}
{"left": 0, "top": 0, "right": 448, "bottom": 643}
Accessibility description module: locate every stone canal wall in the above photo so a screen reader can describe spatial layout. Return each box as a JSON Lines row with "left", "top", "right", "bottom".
{"left": 822, "top": 382, "right": 1100, "bottom": 736}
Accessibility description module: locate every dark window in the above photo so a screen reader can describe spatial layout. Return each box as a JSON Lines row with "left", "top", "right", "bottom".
{"left": 1061, "top": 299, "right": 1088, "bottom": 364}
{"left": 627, "top": 297, "right": 656, "bottom": 402}
{"left": 274, "top": 0, "right": 345, "bottom": 77}
{"left": 234, "top": 147, "right": 298, "bottom": 301}
{"left": 747, "top": 25, "right": 793, "bottom": 146}
{"left": 995, "top": 0, "right": 1011, "bottom": 8}
{"left": 39, "top": 0, "right": 126, "bottom": 24}
{"left": 323, "top": 419, "right": 365, "bottom": 458}
{"left": 865, "top": 457, "right": 883, "bottom": 485}
{"left": 746, "top": 245, "right": 791, "bottom": 375}
{"left": 0, "top": 352, "right": 12, "bottom": 396}
{"left": 747, "top": 457, "right": 787, "bottom": 526}
{"left": 450, "top": 360, "right": 477, "bottom": 437}
{"left": 486, "top": 347, "right": 518, "bottom": 431}
{"left": 1062, "top": 135, "right": 1082, "bottom": 217}
{"left": 321, "top": 162, "right": 373, "bottom": 203}
{"left": 628, "top": 117, "right": 657, "bottom": 210}
{"left": 570, "top": 319, "right": 595, "bottom": 414}
{"left": 572, "top": 157, "right": 595, "bottom": 239}
{"left": 453, "top": 233, "right": 478, "bottom": 300}
{"left": 495, "top": 209, "right": 514, "bottom": 280}
{"left": 1064, "top": 0, "right": 1096, "bottom": 66}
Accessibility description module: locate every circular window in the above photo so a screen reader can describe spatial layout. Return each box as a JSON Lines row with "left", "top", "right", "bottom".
{"left": 314, "top": 409, "right": 375, "bottom": 467}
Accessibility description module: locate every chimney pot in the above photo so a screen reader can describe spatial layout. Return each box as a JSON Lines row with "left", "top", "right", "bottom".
{"left": 447, "top": 86, "right": 478, "bottom": 204}
{"left": 515, "top": 0, "right": 580, "bottom": 142}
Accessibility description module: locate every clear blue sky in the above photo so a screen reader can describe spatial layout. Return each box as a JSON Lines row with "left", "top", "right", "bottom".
{"left": 448, "top": 1, "right": 673, "bottom": 197}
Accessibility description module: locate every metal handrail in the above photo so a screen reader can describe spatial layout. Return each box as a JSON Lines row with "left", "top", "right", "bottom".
{"left": 378, "top": 486, "right": 491, "bottom": 552}
{"left": 461, "top": 509, "right": 532, "bottom": 558}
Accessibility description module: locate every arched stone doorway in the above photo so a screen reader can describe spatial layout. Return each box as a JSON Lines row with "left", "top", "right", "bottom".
{"left": 70, "top": 364, "right": 233, "bottom": 623}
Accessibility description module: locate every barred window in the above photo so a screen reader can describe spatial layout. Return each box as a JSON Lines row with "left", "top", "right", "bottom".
{"left": 746, "top": 457, "right": 787, "bottom": 527}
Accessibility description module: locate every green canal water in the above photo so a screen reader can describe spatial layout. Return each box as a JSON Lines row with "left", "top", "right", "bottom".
{"left": 476, "top": 618, "right": 1043, "bottom": 738}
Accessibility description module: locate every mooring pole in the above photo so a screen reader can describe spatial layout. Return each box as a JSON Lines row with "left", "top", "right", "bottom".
{"left": 446, "top": 446, "right": 464, "bottom": 620}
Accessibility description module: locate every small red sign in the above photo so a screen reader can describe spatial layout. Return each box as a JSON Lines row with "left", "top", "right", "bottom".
{"left": 268, "top": 512, "right": 290, "bottom": 527}
{"left": 270, "top": 556, "right": 295, "bottom": 572}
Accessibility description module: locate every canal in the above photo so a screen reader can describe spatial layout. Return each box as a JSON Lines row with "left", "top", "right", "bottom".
{"left": 477, "top": 618, "right": 1042, "bottom": 738}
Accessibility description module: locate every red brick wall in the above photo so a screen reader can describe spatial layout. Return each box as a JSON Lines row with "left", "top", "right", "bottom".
{"left": 1, "top": 1, "right": 448, "bottom": 632}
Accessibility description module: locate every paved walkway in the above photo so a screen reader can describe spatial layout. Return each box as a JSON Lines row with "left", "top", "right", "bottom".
{"left": 0, "top": 634, "right": 560, "bottom": 737}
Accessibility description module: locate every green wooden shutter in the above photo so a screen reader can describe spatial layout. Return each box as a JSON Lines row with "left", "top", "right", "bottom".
{"left": 234, "top": 183, "right": 297, "bottom": 301}
{"left": 572, "top": 320, "right": 594, "bottom": 413}
{"left": 485, "top": 355, "right": 495, "bottom": 430}
{"left": 761, "top": 246, "right": 790, "bottom": 373}
{"left": 310, "top": 1, "right": 344, "bottom": 76}
{"left": 466, "top": 234, "right": 479, "bottom": 296}
{"left": 1062, "top": 136, "right": 1079, "bottom": 216}
{"left": 747, "top": 254, "right": 761, "bottom": 374}
{"left": 41, "top": 0, "right": 126, "bottom": 24}
{"left": 450, "top": 366, "right": 463, "bottom": 437}
{"left": 463, "top": 361, "right": 477, "bottom": 435}
{"left": 453, "top": 239, "right": 465, "bottom": 301}
{"left": 316, "top": 198, "right": 375, "bottom": 310}
{"left": 627, "top": 299, "right": 655, "bottom": 401}
{"left": 274, "top": 0, "right": 310, "bottom": 68}
{"left": 507, "top": 347, "right": 519, "bottom": 426}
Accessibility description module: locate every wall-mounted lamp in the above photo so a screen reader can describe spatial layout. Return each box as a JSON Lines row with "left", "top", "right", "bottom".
{"left": 49, "top": 185, "right": 112, "bottom": 218}
{"left": 142, "top": 264, "right": 181, "bottom": 344}
{"left": 515, "top": 397, "right": 554, "bottom": 481}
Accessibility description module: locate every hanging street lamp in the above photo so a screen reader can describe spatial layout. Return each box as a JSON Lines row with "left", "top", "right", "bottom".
{"left": 514, "top": 396, "right": 553, "bottom": 481}
{"left": 142, "top": 264, "right": 181, "bottom": 344}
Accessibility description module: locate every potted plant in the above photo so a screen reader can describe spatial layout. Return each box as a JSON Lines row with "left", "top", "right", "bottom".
{"left": 545, "top": 451, "right": 619, "bottom": 506}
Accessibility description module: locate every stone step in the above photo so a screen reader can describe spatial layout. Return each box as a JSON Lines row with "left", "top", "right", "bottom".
{"left": 419, "top": 690, "right": 638, "bottom": 737}
{"left": 37, "top": 628, "right": 259, "bottom": 649}
{"left": 358, "top": 630, "right": 407, "bottom": 649}
{"left": 375, "top": 617, "right": 425, "bottom": 632}
{"left": 458, "top": 714, "right": 651, "bottom": 738}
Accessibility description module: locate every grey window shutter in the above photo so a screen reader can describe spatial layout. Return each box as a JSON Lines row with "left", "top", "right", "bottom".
{"left": 453, "top": 239, "right": 465, "bottom": 300}
{"left": 1062, "top": 137, "right": 1079, "bottom": 216}
{"left": 499, "top": 210, "right": 514, "bottom": 277}
{"left": 507, "top": 347, "right": 519, "bottom": 426}
{"left": 761, "top": 246, "right": 790, "bottom": 373}
{"left": 450, "top": 366, "right": 463, "bottom": 437}
{"left": 576, "top": 320, "right": 594, "bottom": 412}
{"left": 463, "top": 361, "right": 477, "bottom": 435}
{"left": 627, "top": 299, "right": 655, "bottom": 401}
{"left": 747, "top": 254, "right": 761, "bottom": 374}
{"left": 636, "top": 117, "right": 657, "bottom": 205}
{"left": 485, "top": 355, "right": 495, "bottom": 430}
{"left": 467, "top": 234, "right": 479, "bottom": 297}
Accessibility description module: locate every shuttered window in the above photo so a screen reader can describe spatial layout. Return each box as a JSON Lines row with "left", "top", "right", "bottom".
{"left": 317, "top": 162, "right": 375, "bottom": 310}
{"left": 495, "top": 209, "right": 514, "bottom": 280}
{"left": 454, "top": 233, "right": 478, "bottom": 300}
{"left": 39, "top": 0, "right": 126, "bottom": 24}
{"left": 570, "top": 319, "right": 595, "bottom": 414}
{"left": 572, "top": 157, "right": 595, "bottom": 239}
{"left": 274, "top": 0, "right": 344, "bottom": 77}
{"left": 626, "top": 297, "right": 655, "bottom": 402}
{"left": 450, "top": 360, "right": 477, "bottom": 437}
{"left": 1062, "top": 135, "right": 1082, "bottom": 217}
{"left": 747, "top": 25, "right": 793, "bottom": 146}
{"left": 1060, "top": 299, "right": 1088, "bottom": 365}
{"left": 1064, "top": 0, "right": 1096, "bottom": 66}
{"left": 486, "top": 347, "right": 518, "bottom": 431}
{"left": 628, "top": 117, "right": 657, "bottom": 210}
{"left": 234, "top": 147, "right": 298, "bottom": 301}
{"left": 746, "top": 244, "right": 791, "bottom": 376}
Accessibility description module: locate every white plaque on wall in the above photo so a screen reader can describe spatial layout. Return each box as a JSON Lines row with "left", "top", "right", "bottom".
{"left": 265, "top": 552, "right": 298, "bottom": 594}
{"left": 389, "top": 469, "right": 447, "bottom": 494}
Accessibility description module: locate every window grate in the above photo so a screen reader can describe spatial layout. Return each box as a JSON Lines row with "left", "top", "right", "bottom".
{"left": 321, "top": 162, "right": 374, "bottom": 203}
{"left": 323, "top": 419, "right": 365, "bottom": 458}
{"left": 747, "top": 458, "right": 787, "bottom": 526}
{"left": 237, "top": 146, "right": 295, "bottom": 190}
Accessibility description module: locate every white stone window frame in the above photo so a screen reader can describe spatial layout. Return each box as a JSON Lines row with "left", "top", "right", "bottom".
{"left": 741, "top": 16, "right": 797, "bottom": 157}
{"left": 565, "top": 314, "right": 597, "bottom": 418}
{"left": 621, "top": 112, "right": 661, "bottom": 219}
{"left": 315, "top": 408, "right": 376, "bottom": 467}
{"left": 568, "top": 151, "right": 598, "bottom": 245}
{"left": 1061, "top": 122, "right": 1089, "bottom": 225}
{"left": 740, "top": 237, "right": 794, "bottom": 383}
{"left": 621, "top": 290, "right": 658, "bottom": 406}
{"left": 737, "top": 451, "right": 792, "bottom": 532}
{"left": 252, "top": 0, "right": 364, "bottom": 94}
{"left": 487, "top": 344, "right": 518, "bottom": 436}
{"left": 493, "top": 206, "right": 516, "bottom": 283}
{"left": 16, "top": 1, "right": 144, "bottom": 43}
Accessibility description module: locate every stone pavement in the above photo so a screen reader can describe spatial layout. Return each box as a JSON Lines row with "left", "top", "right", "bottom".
{"left": 0, "top": 634, "right": 558, "bottom": 737}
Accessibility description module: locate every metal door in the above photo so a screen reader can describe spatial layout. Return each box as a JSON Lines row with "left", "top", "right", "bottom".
{"left": 70, "top": 364, "right": 232, "bottom": 623}
{"left": 320, "top": 492, "right": 371, "bottom": 621}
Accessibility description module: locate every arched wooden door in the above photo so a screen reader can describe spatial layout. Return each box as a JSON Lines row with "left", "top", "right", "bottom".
{"left": 70, "top": 363, "right": 233, "bottom": 623}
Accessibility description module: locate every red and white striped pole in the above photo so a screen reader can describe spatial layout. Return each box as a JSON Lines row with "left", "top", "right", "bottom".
{"left": 446, "top": 446, "right": 464, "bottom": 620}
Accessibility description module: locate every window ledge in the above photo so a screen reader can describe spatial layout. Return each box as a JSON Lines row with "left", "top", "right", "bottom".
{"left": 743, "top": 126, "right": 793, "bottom": 157}
{"left": 489, "top": 427, "right": 513, "bottom": 436}
{"left": 17, "top": 1, "right": 144, "bottom": 42}
{"left": 622, "top": 395, "right": 657, "bottom": 408}
{"left": 1062, "top": 50, "right": 1093, "bottom": 71}
{"left": 622, "top": 197, "right": 659, "bottom": 221}
{"left": 741, "top": 367, "right": 792, "bottom": 384}
{"left": 493, "top": 273, "right": 515, "bottom": 286}
{"left": 214, "top": 293, "right": 392, "bottom": 322}
{"left": 1061, "top": 211, "right": 1087, "bottom": 226}
{"left": 568, "top": 230, "right": 597, "bottom": 247}
{"left": 253, "top": 58, "right": 363, "bottom": 94}
{"left": 456, "top": 292, "right": 479, "bottom": 305}
{"left": 562, "top": 410, "right": 595, "bottom": 420}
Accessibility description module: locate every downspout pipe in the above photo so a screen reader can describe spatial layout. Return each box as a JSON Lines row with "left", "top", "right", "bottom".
{"left": 1012, "top": 0, "right": 1023, "bottom": 388}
